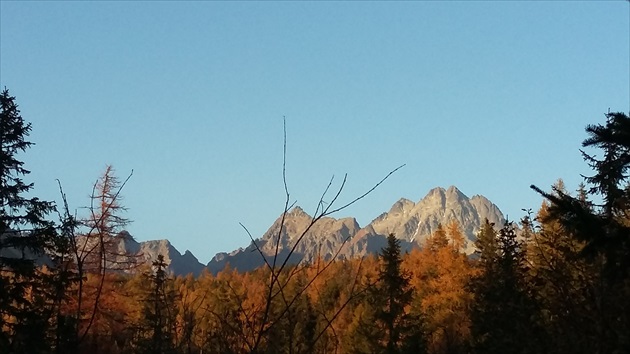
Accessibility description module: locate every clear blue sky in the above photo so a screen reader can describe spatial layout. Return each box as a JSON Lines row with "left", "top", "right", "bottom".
{"left": 1, "top": 1, "right": 628, "bottom": 263}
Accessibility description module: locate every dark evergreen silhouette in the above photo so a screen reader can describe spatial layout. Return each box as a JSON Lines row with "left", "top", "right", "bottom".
{"left": 351, "top": 234, "right": 425, "bottom": 354}
{"left": 0, "top": 88, "right": 57, "bottom": 353}
{"left": 526, "top": 186, "right": 603, "bottom": 354}
{"left": 469, "top": 221, "right": 547, "bottom": 354}
{"left": 137, "top": 254, "right": 178, "bottom": 354}
{"left": 532, "top": 111, "right": 630, "bottom": 353}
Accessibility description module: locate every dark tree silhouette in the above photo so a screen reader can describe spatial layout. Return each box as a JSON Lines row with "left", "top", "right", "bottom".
{"left": 137, "top": 254, "right": 178, "bottom": 354}
{"left": 532, "top": 111, "right": 630, "bottom": 353}
{"left": 469, "top": 221, "right": 547, "bottom": 354}
{"left": 0, "top": 88, "right": 57, "bottom": 353}
{"left": 350, "top": 234, "right": 424, "bottom": 354}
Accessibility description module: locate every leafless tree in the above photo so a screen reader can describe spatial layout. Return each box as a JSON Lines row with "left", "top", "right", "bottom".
{"left": 55, "top": 166, "right": 137, "bottom": 352}
{"left": 210, "top": 119, "right": 403, "bottom": 354}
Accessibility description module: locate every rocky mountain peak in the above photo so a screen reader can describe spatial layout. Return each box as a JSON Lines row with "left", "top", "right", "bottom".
{"left": 390, "top": 198, "right": 415, "bottom": 214}
{"left": 422, "top": 187, "right": 447, "bottom": 209}
{"left": 288, "top": 206, "right": 311, "bottom": 218}
{"left": 369, "top": 186, "right": 505, "bottom": 248}
{"left": 446, "top": 185, "right": 466, "bottom": 199}
{"left": 426, "top": 186, "right": 446, "bottom": 197}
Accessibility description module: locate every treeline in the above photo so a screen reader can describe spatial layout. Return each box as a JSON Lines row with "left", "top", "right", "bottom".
{"left": 1, "top": 87, "right": 630, "bottom": 354}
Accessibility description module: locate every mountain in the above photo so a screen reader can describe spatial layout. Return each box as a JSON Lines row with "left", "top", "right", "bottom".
{"left": 5, "top": 186, "right": 503, "bottom": 276}
{"left": 207, "top": 206, "right": 369, "bottom": 274}
{"left": 136, "top": 238, "right": 205, "bottom": 277}
{"left": 207, "top": 186, "right": 505, "bottom": 273}
{"left": 368, "top": 186, "right": 504, "bottom": 253}
{"left": 74, "top": 231, "right": 206, "bottom": 277}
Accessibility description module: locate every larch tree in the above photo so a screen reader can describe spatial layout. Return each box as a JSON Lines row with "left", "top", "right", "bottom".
{"left": 412, "top": 222, "right": 473, "bottom": 354}
{"left": 81, "top": 165, "right": 134, "bottom": 274}
{"left": 73, "top": 165, "right": 136, "bottom": 353}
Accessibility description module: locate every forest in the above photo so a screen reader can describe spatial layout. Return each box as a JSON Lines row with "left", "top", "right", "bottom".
{"left": 1, "top": 87, "right": 630, "bottom": 354}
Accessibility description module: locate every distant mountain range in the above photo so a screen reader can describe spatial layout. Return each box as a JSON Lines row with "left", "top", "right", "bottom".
{"left": 205, "top": 186, "right": 504, "bottom": 274}
{"left": 64, "top": 186, "right": 505, "bottom": 276}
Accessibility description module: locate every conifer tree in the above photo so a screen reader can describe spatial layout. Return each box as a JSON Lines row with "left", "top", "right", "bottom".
{"left": 81, "top": 165, "right": 134, "bottom": 274}
{"left": 473, "top": 219, "right": 498, "bottom": 264}
{"left": 137, "top": 254, "right": 178, "bottom": 354}
{"left": 0, "top": 88, "right": 57, "bottom": 353}
{"left": 264, "top": 271, "right": 317, "bottom": 354}
{"left": 426, "top": 224, "right": 448, "bottom": 252}
{"left": 527, "top": 198, "right": 602, "bottom": 354}
{"left": 73, "top": 166, "right": 138, "bottom": 353}
{"left": 413, "top": 222, "right": 473, "bottom": 354}
{"left": 351, "top": 234, "right": 424, "bottom": 354}
{"left": 469, "top": 221, "right": 547, "bottom": 354}
{"left": 531, "top": 111, "right": 630, "bottom": 353}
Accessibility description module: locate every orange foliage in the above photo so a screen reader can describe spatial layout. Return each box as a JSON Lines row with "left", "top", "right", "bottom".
{"left": 405, "top": 222, "right": 475, "bottom": 354}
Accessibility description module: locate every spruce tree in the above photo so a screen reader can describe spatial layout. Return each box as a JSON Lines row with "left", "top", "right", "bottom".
{"left": 469, "top": 221, "right": 547, "bottom": 354}
{"left": 0, "top": 88, "right": 57, "bottom": 353}
{"left": 528, "top": 198, "right": 602, "bottom": 354}
{"left": 531, "top": 111, "right": 630, "bottom": 353}
{"left": 351, "top": 234, "right": 424, "bottom": 354}
{"left": 473, "top": 219, "right": 498, "bottom": 264}
{"left": 137, "top": 254, "right": 177, "bottom": 354}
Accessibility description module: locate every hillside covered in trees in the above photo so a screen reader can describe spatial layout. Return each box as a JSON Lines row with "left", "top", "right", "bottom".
{"left": 2, "top": 88, "right": 630, "bottom": 354}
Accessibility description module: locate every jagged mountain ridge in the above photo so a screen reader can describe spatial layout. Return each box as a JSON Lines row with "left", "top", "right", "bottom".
{"left": 136, "top": 238, "right": 205, "bottom": 276}
{"left": 206, "top": 207, "right": 380, "bottom": 274}
{"left": 61, "top": 186, "right": 504, "bottom": 276}
{"left": 74, "top": 232, "right": 206, "bottom": 277}
{"left": 369, "top": 186, "right": 504, "bottom": 253}
{"left": 206, "top": 186, "right": 505, "bottom": 273}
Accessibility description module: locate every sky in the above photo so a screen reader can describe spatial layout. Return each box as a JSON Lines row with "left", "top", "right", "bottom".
{"left": 1, "top": 1, "right": 629, "bottom": 264}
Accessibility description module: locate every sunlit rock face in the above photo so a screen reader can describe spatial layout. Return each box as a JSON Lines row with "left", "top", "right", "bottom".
{"left": 207, "top": 186, "right": 505, "bottom": 273}
{"left": 368, "top": 186, "right": 505, "bottom": 252}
